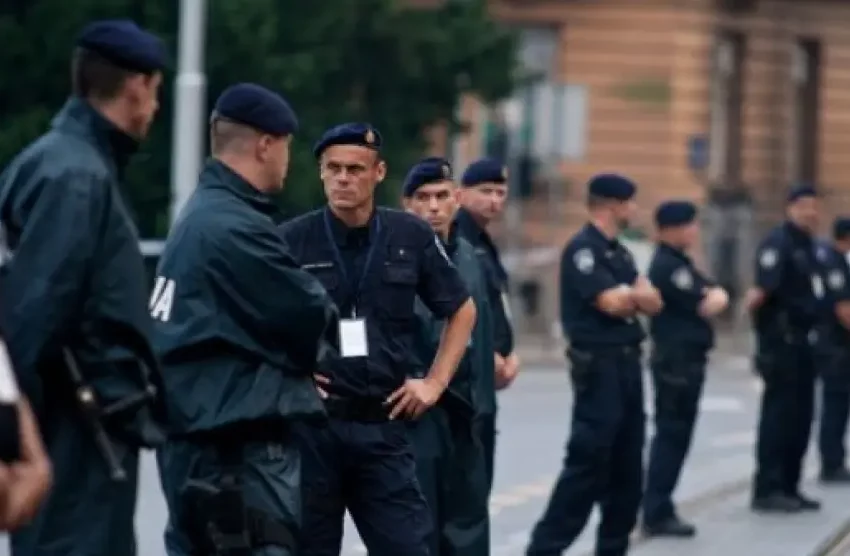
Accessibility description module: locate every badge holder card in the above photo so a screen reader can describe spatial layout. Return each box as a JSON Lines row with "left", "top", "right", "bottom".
{"left": 0, "top": 339, "right": 21, "bottom": 462}
{"left": 339, "top": 316, "right": 369, "bottom": 358}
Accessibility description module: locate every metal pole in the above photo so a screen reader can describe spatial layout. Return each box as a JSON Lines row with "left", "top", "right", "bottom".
{"left": 169, "top": 0, "right": 208, "bottom": 226}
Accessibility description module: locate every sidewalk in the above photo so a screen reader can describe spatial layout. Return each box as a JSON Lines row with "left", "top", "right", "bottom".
{"left": 628, "top": 478, "right": 850, "bottom": 556}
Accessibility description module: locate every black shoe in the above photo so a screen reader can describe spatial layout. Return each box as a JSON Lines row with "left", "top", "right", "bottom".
{"left": 820, "top": 467, "right": 850, "bottom": 484}
{"left": 790, "top": 491, "right": 821, "bottom": 511}
{"left": 751, "top": 493, "right": 802, "bottom": 513}
{"left": 642, "top": 516, "right": 697, "bottom": 538}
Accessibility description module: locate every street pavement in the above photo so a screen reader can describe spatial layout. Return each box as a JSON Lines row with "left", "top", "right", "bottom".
{"left": 4, "top": 355, "right": 850, "bottom": 554}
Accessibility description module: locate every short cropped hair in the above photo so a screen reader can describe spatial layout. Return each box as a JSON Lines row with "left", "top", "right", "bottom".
{"left": 71, "top": 47, "right": 134, "bottom": 101}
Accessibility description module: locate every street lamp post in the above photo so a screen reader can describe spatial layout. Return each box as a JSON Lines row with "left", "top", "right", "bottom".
{"left": 169, "top": 0, "right": 208, "bottom": 226}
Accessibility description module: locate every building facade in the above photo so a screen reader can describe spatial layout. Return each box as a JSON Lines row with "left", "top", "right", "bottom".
{"left": 445, "top": 0, "right": 850, "bottom": 247}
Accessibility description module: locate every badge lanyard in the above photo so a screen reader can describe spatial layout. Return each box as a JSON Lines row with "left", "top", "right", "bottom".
{"left": 323, "top": 209, "right": 381, "bottom": 318}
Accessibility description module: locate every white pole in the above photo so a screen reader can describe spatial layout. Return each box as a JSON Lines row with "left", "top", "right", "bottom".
{"left": 169, "top": 0, "right": 208, "bottom": 226}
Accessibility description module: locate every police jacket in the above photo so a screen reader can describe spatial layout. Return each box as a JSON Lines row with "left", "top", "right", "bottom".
{"left": 278, "top": 207, "right": 470, "bottom": 400}
{"left": 559, "top": 223, "right": 645, "bottom": 348}
{"left": 753, "top": 222, "right": 827, "bottom": 339}
{"left": 412, "top": 226, "right": 496, "bottom": 418}
{"left": 648, "top": 243, "right": 714, "bottom": 352}
{"left": 0, "top": 97, "right": 164, "bottom": 447}
{"left": 153, "top": 160, "right": 333, "bottom": 436}
{"left": 455, "top": 208, "right": 514, "bottom": 356}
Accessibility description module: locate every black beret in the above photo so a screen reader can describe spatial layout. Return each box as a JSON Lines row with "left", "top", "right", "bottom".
{"left": 213, "top": 83, "right": 298, "bottom": 137}
{"left": 587, "top": 173, "right": 637, "bottom": 201}
{"left": 313, "top": 123, "right": 381, "bottom": 159}
{"left": 402, "top": 157, "right": 453, "bottom": 197}
{"left": 833, "top": 217, "right": 850, "bottom": 240}
{"left": 655, "top": 200, "right": 698, "bottom": 228}
{"left": 461, "top": 157, "right": 508, "bottom": 187}
{"left": 76, "top": 19, "right": 168, "bottom": 74}
{"left": 787, "top": 184, "right": 818, "bottom": 203}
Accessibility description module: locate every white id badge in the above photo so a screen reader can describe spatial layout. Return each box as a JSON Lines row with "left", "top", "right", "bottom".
{"left": 0, "top": 339, "right": 20, "bottom": 403}
{"left": 339, "top": 318, "right": 369, "bottom": 358}
{"left": 812, "top": 274, "right": 825, "bottom": 299}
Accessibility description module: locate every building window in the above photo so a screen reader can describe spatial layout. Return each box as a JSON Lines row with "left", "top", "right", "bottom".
{"left": 790, "top": 39, "right": 821, "bottom": 187}
{"left": 708, "top": 31, "right": 745, "bottom": 187}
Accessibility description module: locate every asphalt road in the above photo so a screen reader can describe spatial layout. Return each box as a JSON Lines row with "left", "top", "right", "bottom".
{"left": 6, "top": 355, "right": 850, "bottom": 555}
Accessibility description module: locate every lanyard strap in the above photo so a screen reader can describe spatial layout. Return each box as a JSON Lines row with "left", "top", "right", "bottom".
{"left": 323, "top": 208, "right": 381, "bottom": 317}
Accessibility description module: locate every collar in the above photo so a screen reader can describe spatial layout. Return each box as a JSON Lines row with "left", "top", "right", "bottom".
{"left": 783, "top": 220, "right": 813, "bottom": 244}
{"left": 200, "top": 159, "right": 280, "bottom": 216}
{"left": 455, "top": 208, "right": 488, "bottom": 243}
{"left": 51, "top": 97, "right": 139, "bottom": 175}
{"left": 324, "top": 206, "right": 379, "bottom": 248}
{"left": 443, "top": 221, "right": 460, "bottom": 257}
{"left": 657, "top": 241, "right": 691, "bottom": 263}
{"left": 584, "top": 222, "right": 621, "bottom": 249}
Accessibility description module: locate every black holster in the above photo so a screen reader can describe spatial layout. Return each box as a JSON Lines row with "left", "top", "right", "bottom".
{"left": 650, "top": 348, "right": 704, "bottom": 416}
{"left": 567, "top": 347, "right": 595, "bottom": 393}
{"left": 181, "top": 475, "right": 295, "bottom": 555}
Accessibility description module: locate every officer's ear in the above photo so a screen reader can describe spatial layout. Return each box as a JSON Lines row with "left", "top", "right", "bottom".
{"left": 374, "top": 158, "right": 387, "bottom": 184}
{"left": 256, "top": 134, "right": 275, "bottom": 162}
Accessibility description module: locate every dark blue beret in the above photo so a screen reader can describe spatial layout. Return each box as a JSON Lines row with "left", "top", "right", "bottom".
{"left": 461, "top": 157, "right": 508, "bottom": 187}
{"left": 213, "top": 83, "right": 298, "bottom": 137}
{"left": 787, "top": 185, "right": 817, "bottom": 203}
{"left": 587, "top": 173, "right": 637, "bottom": 201}
{"left": 313, "top": 123, "right": 381, "bottom": 159}
{"left": 76, "top": 19, "right": 168, "bottom": 74}
{"left": 834, "top": 217, "right": 850, "bottom": 240}
{"left": 655, "top": 200, "right": 698, "bottom": 228}
{"left": 402, "top": 157, "right": 453, "bottom": 197}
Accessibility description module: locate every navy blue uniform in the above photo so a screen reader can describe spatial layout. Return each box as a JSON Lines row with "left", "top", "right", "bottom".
{"left": 455, "top": 207, "right": 508, "bottom": 493}
{"left": 642, "top": 243, "right": 714, "bottom": 527}
{"left": 752, "top": 221, "right": 827, "bottom": 507}
{"left": 409, "top": 228, "right": 492, "bottom": 556}
{"left": 279, "top": 207, "right": 470, "bottom": 556}
{"left": 154, "top": 159, "right": 333, "bottom": 555}
{"left": 1, "top": 98, "right": 166, "bottom": 556}
{"left": 527, "top": 223, "right": 645, "bottom": 556}
{"left": 817, "top": 241, "right": 850, "bottom": 476}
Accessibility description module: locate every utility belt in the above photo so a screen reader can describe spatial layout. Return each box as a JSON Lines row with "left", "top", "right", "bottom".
{"left": 324, "top": 395, "right": 392, "bottom": 423}
{"left": 763, "top": 311, "right": 821, "bottom": 346}
{"left": 565, "top": 343, "right": 641, "bottom": 393}
{"left": 649, "top": 346, "right": 706, "bottom": 415}
{"left": 61, "top": 348, "right": 162, "bottom": 482}
{"left": 178, "top": 427, "right": 296, "bottom": 555}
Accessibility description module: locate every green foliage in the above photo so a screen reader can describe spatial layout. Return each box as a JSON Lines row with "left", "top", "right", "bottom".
{"left": 0, "top": 0, "right": 517, "bottom": 236}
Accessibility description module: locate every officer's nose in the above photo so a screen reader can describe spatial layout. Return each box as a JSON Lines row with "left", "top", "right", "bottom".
{"left": 428, "top": 197, "right": 440, "bottom": 212}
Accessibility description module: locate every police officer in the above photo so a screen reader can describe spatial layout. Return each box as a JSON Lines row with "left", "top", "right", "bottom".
{"left": 748, "top": 185, "right": 825, "bottom": 512}
{"left": 456, "top": 157, "right": 519, "bottom": 494}
{"left": 278, "top": 123, "right": 476, "bottom": 555}
{"left": 152, "top": 84, "right": 334, "bottom": 556}
{"left": 526, "top": 174, "right": 663, "bottom": 556}
{"left": 641, "top": 201, "right": 729, "bottom": 537}
{"left": 0, "top": 20, "right": 168, "bottom": 556}
{"left": 817, "top": 217, "right": 850, "bottom": 483}
{"left": 402, "top": 157, "right": 492, "bottom": 556}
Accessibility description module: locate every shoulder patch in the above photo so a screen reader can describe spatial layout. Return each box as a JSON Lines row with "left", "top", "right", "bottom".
{"left": 759, "top": 248, "right": 778, "bottom": 269}
{"left": 829, "top": 269, "right": 845, "bottom": 290}
{"left": 573, "top": 248, "right": 594, "bottom": 274}
{"left": 672, "top": 266, "right": 693, "bottom": 290}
